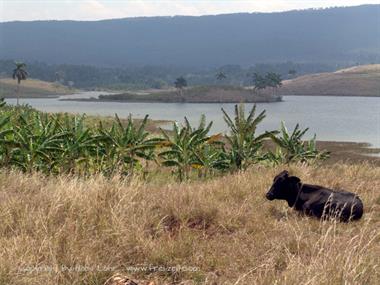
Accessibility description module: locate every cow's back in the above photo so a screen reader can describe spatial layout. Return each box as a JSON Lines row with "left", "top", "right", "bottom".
{"left": 299, "top": 185, "right": 363, "bottom": 221}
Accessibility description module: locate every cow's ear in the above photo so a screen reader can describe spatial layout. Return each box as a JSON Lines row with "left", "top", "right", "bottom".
{"left": 289, "top": 176, "right": 300, "bottom": 184}
{"left": 280, "top": 170, "right": 289, "bottom": 177}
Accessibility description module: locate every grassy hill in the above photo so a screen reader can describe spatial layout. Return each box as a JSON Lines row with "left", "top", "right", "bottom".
{"left": 278, "top": 64, "right": 380, "bottom": 96}
{"left": 0, "top": 163, "right": 379, "bottom": 284}
{"left": 0, "top": 78, "right": 74, "bottom": 98}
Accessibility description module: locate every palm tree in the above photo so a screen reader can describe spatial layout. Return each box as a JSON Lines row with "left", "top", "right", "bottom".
{"left": 265, "top": 72, "right": 282, "bottom": 96}
{"left": 251, "top": 72, "right": 267, "bottom": 94}
{"left": 216, "top": 71, "right": 227, "bottom": 82}
{"left": 55, "top": 71, "right": 65, "bottom": 83}
{"left": 174, "top": 76, "right": 187, "bottom": 99}
{"left": 288, "top": 69, "right": 297, "bottom": 78}
{"left": 12, "top": 62, "right": 28, "bottom": 105}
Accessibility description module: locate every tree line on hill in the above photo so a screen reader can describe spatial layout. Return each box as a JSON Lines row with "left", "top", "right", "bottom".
{"left": 0, "top": 59, "right": 342, "bottom": 90}
{"left": 174, "top": 71, "right": 283, "bottom": 96}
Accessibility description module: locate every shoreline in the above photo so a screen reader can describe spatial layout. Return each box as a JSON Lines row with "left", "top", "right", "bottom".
{"left": 3, "top": 89, "right": 380, "bottom": 101}
{"left": 59, "top": 97, "right": 283, "bottom": 103}
{"left": 8, "top": 93, "right": 379, "bottom": 100}
{"left": 146, "top": 118, "right": 380, "bottom": 164}
{"left": 315, "top": 140, "right": 380, "bottom": 165}
{"left": 80, "top": 113, "right": 380, "bottom": 164}
{"left": 280, "top": 94, "right": 380, "bottom": 98}
{"left": 3, "top": 98, "right": 379, "bottom": 164}
{"left": 59, "top": 86, "right": 283, "bottom": 103}
{"left": 260, "top": 139, "right": 380, "bottom": 166}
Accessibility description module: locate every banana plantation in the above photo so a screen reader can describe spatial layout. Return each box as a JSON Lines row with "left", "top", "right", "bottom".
{"left": 0, "top": 99, "right": 329, "bottom": 180}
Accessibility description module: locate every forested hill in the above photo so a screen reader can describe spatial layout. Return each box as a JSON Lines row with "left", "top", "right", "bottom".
{"left": 1, "top": 5, "right": 379, "bottom": 67}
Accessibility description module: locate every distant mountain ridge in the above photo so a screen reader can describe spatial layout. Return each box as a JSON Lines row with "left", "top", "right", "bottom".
{"left": 0, "top": 5, "right": 379, "bottom": 67}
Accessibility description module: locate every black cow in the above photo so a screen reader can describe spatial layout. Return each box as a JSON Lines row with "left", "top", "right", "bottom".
{"left": 266, "top": 170, "right": 363, "bottom": 222}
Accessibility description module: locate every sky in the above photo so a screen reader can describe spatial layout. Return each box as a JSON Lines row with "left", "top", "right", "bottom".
{"left": 1, "top": 0, "right": 379, "bottom": 22}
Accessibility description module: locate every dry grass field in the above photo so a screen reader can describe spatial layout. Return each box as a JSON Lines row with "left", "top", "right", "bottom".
{"left": 278, "top": 64, "right": 380, "bottom": 97}
{"left": 0, "top": 78, "right": 73, "bottom": 98}
{"left": 0, "top": 163, "right": 379, "bottom": 284}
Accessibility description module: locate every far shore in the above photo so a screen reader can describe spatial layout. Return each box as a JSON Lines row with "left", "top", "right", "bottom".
{"left": 259, "top": 140, "right": 380, "bottom": 166}
{"left": 59, "top": 86, "right": 283, "bottom": 103}
{"left": 279, "top": 93, "right": 380, "bottom": 98}
{"left": 59, "top": 97, "right": 283, "bottom": 103}
{"left": 58, "top": 93, "right": 380, "bottom": 103}
{"left": 312, "top": 141, "right": 380, "bottom": 165}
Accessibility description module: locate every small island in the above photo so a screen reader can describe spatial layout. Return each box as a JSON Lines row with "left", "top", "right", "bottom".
{"left": 98, "top": 86, "right": 282, "bottom": 103}
{"left": 62, "top": 72, "right": 283, "bottom": 103}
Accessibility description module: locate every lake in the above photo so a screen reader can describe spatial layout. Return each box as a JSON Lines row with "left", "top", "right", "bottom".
{"left": 5, "top": 94, "right": 380, "bottom": 148}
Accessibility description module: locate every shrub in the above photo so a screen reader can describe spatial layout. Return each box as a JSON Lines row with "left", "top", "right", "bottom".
{"left": 269, "top": 121, "right": 330, "bottom": 164}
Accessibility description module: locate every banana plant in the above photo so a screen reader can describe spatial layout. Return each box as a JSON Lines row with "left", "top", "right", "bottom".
{"left": 0, "top": 98, "right": 6, "bottom": 108}
{"left": 57, "top": 114, "right": 97, "bottom": 174}
{"left": 11, "top": 113, "right": 68, "bottom": 173}
{"left": 303, "top": 134, "right": 330, "bottom": 162}
{"left": 269, "top": 121, "right": 329, "bottom": 164}
{"left": 159, "top": 116, "right": 219, "bottom": 181}
{"left": 222, "top": 104, "right": 278, "bottom": 170}
{"left": 0, "top": 115, "right": 15, "bottom": 167}
{"left": 97, "top": 114, "right": 159, "bottom": 175}
{"left": 0, "top": 103, "right": 330, "bottom": 178}
{"left": 192, "top": 141, "right": 230, "bottom": 178}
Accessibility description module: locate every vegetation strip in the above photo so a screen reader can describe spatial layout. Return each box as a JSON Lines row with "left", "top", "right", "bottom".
{"left": 0, "top": 99, "right": 328, "bottom": 180}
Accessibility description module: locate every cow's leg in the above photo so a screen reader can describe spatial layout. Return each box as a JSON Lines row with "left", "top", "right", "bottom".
{"left": 302, "top": 202, "right": 315, "bottom": 217}
{"left": 339, "top": 199, "right": 363, "bottom": 222}
{"left": 302, "top": 201, "right": 325, "bottom": 219}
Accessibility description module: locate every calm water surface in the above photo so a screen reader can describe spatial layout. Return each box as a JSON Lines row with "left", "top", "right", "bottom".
{"left": 5, "top": 94, "right": 380, "bottom": 147}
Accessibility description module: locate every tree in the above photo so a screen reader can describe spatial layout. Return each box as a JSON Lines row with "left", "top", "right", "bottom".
{"left": 55, "top": 71, "right": 65, "bottom": 83}
{"left": 288, "top": 69, "right": 297, "bottom": 78}
{"left": 265, "top": 72, "right": 282, "bottom": 96}
{"left": 12, "top": 61, "right": 28, "bottom": 105}
{"left": 216, "top": 71, "right": 227, "bottom": 82}
{"left": 251, "top": 72, "right": 267, "bottom": 94}
{"left": 174, "top": 76, "right": 187, "bottom": 98}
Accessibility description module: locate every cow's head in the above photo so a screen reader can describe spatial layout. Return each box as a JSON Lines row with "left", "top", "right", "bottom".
{"left": 266, "top": 170, "right": 301, "bottom": 203}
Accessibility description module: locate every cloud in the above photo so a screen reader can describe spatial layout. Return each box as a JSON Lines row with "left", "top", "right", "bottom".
{"left": 78, "top": 0, "right": 116, "bottom": 19}
{"left": 1, "top": 0, "right": 379, "bottom": 22}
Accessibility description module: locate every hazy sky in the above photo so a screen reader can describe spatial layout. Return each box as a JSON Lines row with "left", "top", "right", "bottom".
{"left": 1, "top": 0, "right": 378, "bottom": 22}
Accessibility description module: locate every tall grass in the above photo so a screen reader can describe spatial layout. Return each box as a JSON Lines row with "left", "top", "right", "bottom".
{"left": 0, "top": 163, "right": 378, "bottom": 284}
